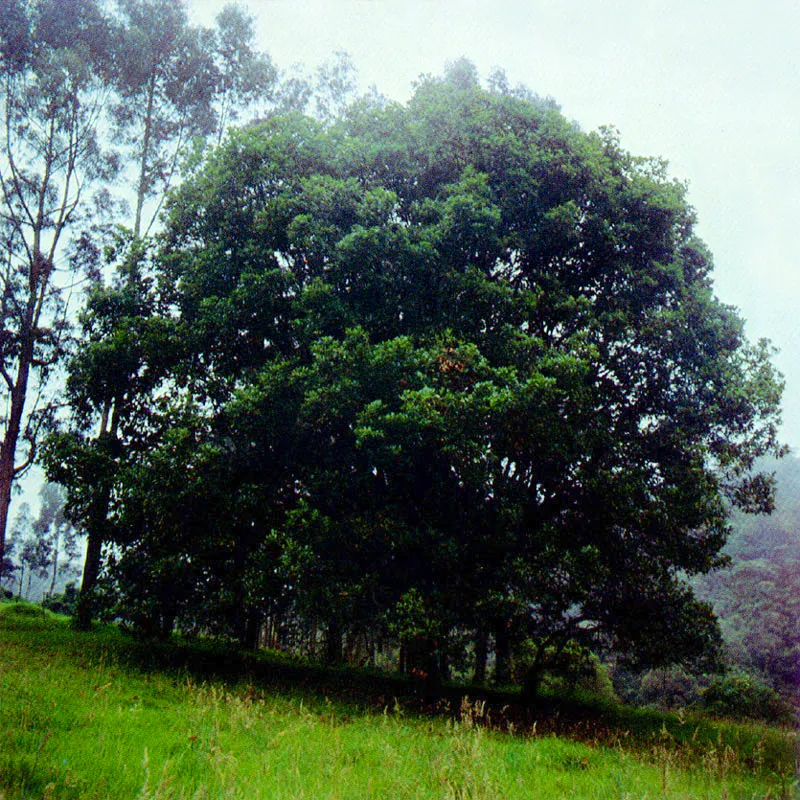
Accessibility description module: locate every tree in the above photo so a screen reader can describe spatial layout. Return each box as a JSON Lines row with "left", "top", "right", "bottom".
{"left": 44, "top": 241, "right": 175, "bottom": 628}
{"left": 44, "top": 2, "right": 282, "bottom": 630}
{"left": 55, "top": 63, "right": 783, "bottom": 685}
{"left": 34, "top": 481, "right": 79, "bottom": 597}
{"left": 0, "top": 0, "right": 117, "bottom": 573}
{"left": 2, "top": 483, "right": 79, "bottom": 600}
{"left": 8, "top": 501, "right": 49, "bottom": 599}
{"left": 694, "top": 454, "right": 800, "bottom": 700}
{"left": 110, "top": 0, "right": 282, "bottom": 239}
{"left": 110, "top": 0, "right": 217, "bottom": 239}
{"left": 212, "top": 3, "right": 277, "bottom": 144}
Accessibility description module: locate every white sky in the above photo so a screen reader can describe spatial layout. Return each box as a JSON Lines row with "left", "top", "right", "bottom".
{"left": 189, "top": 0, "right": 800, "bottom": 449}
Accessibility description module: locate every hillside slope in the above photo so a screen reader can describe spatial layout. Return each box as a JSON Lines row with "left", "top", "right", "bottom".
{"left": 0, "top": 603, "right": 794, "bottom": 799}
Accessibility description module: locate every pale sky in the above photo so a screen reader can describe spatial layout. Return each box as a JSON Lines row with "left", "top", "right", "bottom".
{"left": 192, "top": 0, "right": 800, "bottom": 448}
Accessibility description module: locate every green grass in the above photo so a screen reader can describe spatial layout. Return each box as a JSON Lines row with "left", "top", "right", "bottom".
{"left": 0, "top": 601, "right": 796, "bottom": 799}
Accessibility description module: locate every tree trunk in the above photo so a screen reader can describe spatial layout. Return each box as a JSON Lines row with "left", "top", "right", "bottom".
{"left": 494, "top": 623, "right": 511, "bottom": 686}
{"left": 74, "top": 402, "right": 117, "bottom": 631}
{"left": 0, "top": 322, "right": 35, "bottom": 579}
{"left": 522, "top": 665, "right": 544, "bottom": 704}
{"left": 473, "top": 628, "right": 488, "bottom": 684}
{"left": 48, "top": 530, "right": 60, "bottom": 597}
{"left": 242, "top": 608, "right": 260, "bottom": 651}
{"left": 74, "top": 525, "right": 104, "bottom": 630}
{"left": 134, "top": 77, "right": 157, "bottom": 239}
{"left": 325, "top": 616, "right": 343, "bottom": 664}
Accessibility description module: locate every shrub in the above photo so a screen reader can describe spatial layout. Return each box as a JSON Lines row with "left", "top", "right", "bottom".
{"left": 42, "top": 583, "right": 79, "bottom": 616}
{"left": 638, "top": 667, "right": 702, "bottom": 709}
{"left": 514, "top": 640, "right": 617, "bottom": 700}
{"left": 702, "top": 673, "right": 794, "bottom": 723}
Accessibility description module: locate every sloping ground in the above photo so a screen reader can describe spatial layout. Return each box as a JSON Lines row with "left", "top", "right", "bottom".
{"left": 0, "top": 602, "right": 795, "bottom": 799}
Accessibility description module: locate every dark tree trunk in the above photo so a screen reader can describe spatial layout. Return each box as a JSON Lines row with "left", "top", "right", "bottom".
{"left": 473, "top": 628, "right": 488, "bottom": 684}
{"left": 75, "top": 403, "right": 118, "bottom": 632}
{"left": 243, "top": 608, "right": 261, "bottom": 651}
{"left": 522, "top": 666, "right": 544, "bottom": 704}
{"left": 0, "top": 324, "right": 34, "bottom": 578}
{"left": 494, "top": 623, "right": 511, "bottom": 686}
{"left": 325, "top": 616, "right": 343, "bottom": 664}
{"left": 74, "top": 525, "right": 104, "bottom": 630}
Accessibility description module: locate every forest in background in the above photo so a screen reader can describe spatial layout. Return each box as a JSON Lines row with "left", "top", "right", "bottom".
{"left": 692, "top": 454, "right": 800, "bottom": 711}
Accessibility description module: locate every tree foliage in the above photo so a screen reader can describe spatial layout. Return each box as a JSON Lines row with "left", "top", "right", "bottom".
{"left": 49, "top": 63, "right": 783, "bottom": 688}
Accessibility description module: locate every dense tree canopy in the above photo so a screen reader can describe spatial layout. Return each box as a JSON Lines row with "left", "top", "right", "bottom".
{"left": 47, "top": 62, "right": 784, "bottom": 689}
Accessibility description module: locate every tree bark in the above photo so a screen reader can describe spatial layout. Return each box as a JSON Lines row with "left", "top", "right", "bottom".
{"left": 134, "top": 76, "right": 157, "bottom": 239}
{"left": 242, "top": 608, "right": 261, "bottom": 651}
{"left": 48, "top": 529, "right": 60, "bottom": 597}
{"left": 0, "top": 326, "right": 36, "bottom": 579}
{"left": 494, "top": 623, "right": 511, "bottom": 686}
{"left": 74, "top": 522, "right": 104, "bottom": 630}
{"left": 325, "top": 616, "right": 343, "bottom": 664}
{"left": 473, "top": 628, "right": 488, "bottom": 684}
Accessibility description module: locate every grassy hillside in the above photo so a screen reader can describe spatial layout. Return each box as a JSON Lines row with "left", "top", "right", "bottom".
{"left": 0, "top": 602, "right": 796, "bottom": 799}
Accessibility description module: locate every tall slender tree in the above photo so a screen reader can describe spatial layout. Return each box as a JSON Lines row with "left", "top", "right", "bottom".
{"left": 0, "top": 0, "right": 116, "bottom": 571}
{"left": 212, "top": 3, "right": 277, "bottom": 144}
{"left": 110, "top": 0, "right": 218, "bottom": 239}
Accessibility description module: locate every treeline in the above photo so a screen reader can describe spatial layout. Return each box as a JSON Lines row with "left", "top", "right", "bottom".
{"left": 0, "top": 2, "right": 785, "bottom": 698}
{"left": 1, "top": 483, "right": 80, "bottom": 602}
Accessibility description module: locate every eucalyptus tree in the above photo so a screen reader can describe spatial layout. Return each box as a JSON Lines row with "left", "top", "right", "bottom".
{"left": 212, "top": 3, "right": 278, "bottom": 145}
{"left": 0, "top": 0, "right": 116, "bottom": 573}
{"left": 36, "top": 482, "right": 79, "bottom": 597}
{"left": 110, "top": 0, "right": 216, "bottom": 239}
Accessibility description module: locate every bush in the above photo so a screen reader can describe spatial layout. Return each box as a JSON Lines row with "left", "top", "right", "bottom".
{"left": 0, "top": 600, "right": 45, "bottom": 617}
{"left": 514, "top": 640, "right": 617, "bottom": 700}
{"left": 42, "top": 583, "right": 79, "bottom": 616}
{"left": 638, "top": 667, "right": 702, "bottom": 709}
{"left": 702, "top": 673, "right": 794, "bottom": 723}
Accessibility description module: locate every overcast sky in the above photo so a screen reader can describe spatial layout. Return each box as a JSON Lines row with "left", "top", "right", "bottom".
{"left": 190, "top": 0, "right": 800, "bottom": 449}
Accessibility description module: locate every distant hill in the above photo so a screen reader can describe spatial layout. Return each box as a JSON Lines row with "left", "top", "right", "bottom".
{"left": 694, "top": 454, "right": 800, "bottom": 701}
